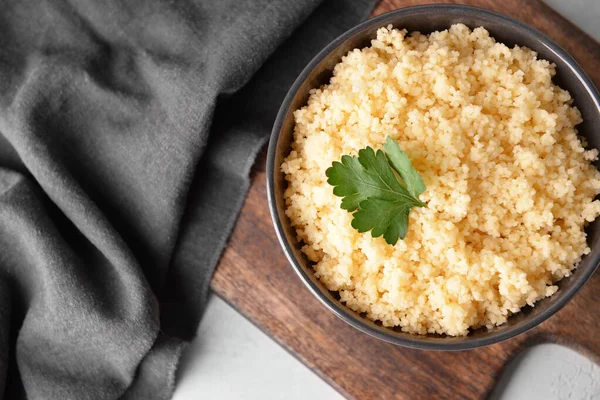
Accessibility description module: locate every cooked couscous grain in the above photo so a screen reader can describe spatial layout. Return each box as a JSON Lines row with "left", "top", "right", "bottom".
{"left": 281, "top": 24, "right": 600, "bottom": 336}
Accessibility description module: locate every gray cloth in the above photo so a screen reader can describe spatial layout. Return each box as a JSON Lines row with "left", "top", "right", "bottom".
{"left": 0, "top": 0, "right": 377, "bottom": 399}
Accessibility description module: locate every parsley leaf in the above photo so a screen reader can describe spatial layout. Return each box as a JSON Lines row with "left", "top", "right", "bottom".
{"left": 325, "top": 137, "right": 426, "bottom": 245}
{"left": 384, "top": 136, "right": 426, "bottom": 197}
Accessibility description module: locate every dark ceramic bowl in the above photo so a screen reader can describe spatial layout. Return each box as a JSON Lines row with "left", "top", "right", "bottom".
{"left": 267, "top": 5, "right": 600, "bottom": 350}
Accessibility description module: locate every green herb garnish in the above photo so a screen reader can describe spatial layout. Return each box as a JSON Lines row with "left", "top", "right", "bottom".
{"left": 325, "top": 136, "right": 426, "bottom": 245}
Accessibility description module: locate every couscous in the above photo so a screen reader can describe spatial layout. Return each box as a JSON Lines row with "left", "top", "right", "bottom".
{"left": 281, "top": 24, "right": 600, "bottom": 336}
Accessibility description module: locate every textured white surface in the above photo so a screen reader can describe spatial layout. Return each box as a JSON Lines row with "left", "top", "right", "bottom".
{"left": 172, "top": 296, "right": 343, "bottom": 400}
{"left": 174, "top": 2, "right": 600, "bottom": 399}
{"left": 545, "top": 0, "right": 600, "bottom": 41}
{"left": 491, "top": 344, "right": 600, "bottom": 400}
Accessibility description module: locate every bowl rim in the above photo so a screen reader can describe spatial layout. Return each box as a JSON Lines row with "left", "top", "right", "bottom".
{"left": 266, "top": 4, "right": 600, "bottom": 350}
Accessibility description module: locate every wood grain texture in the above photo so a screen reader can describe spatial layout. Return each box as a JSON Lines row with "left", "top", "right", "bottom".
{"left": 211, "top": 1, "right": 600, "bottom": 399}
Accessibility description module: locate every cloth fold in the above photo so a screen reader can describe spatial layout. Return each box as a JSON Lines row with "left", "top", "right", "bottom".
{"left": 0, "top": 0, "right": 377, "bottom": 399}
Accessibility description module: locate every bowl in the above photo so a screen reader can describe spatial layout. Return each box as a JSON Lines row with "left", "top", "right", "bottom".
{"left": 266, "top": 4, "right": 600, "bottom": 350}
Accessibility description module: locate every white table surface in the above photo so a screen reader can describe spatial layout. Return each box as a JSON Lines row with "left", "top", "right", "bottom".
{"left": 173, "top": 1, "right": 600, "bottom": 399}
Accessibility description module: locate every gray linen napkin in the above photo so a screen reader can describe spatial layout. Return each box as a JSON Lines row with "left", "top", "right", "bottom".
{"left": 0, "top": 0, "right": 377, "bottom": 399}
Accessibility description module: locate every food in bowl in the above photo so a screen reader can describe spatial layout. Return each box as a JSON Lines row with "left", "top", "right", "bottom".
{"left": 280, "top": 24, "right": 600, "bottom": 336}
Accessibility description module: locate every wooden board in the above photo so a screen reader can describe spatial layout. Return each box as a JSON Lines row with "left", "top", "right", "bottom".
{"left": 212, "top": 1, "right": 600, "bottom": 399}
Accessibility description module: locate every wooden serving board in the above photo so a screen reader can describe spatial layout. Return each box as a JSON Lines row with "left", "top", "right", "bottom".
{"left": 211, "top": 1, "right": 600, "bottom": 399}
